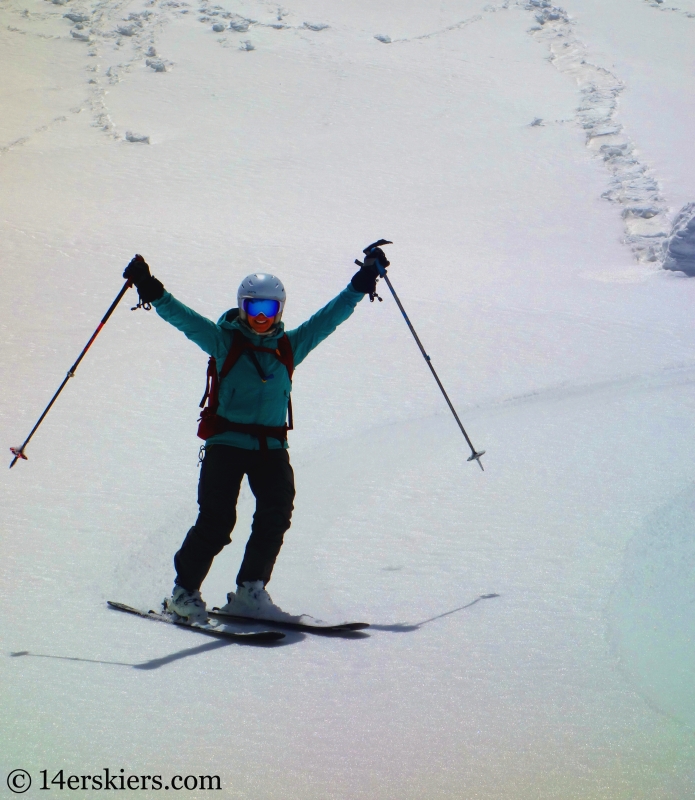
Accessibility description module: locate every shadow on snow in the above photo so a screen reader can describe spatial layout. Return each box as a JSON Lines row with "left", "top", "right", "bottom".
{"left": 369, "top": 593, "right": 500, "bottom": 633}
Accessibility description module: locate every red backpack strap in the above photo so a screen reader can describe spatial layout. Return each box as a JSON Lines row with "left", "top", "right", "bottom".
{"left": 220, "top": 330, "right": 247, "bottom": 380}
{"left": 199, "top": 357, "right": 219, "bottom": 411}
{"left": 275, "top": 334, "right": 294, "bottom": 381}
{"left": 276, "top": 334, "right": 294, "bottom": 430}
{"left": 199, "top": 331, "right": 245, "bottom": 417}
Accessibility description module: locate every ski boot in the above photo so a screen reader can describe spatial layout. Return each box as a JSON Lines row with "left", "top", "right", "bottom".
{"left": 221, "top": 581, "right": 296, "bottom": 623}
{"left": 165, "top": 585, "right": 208, "bottom": 624}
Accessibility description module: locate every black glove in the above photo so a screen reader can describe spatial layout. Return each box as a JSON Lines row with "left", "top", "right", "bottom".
{"left": 123, "top": 254, "right": 164, "bottom": 304}
{"left": 350, "top": 245, "right": 390, "bottom": 295}
{"left": 350, "top": 262, "right": 378, "bottom": 295}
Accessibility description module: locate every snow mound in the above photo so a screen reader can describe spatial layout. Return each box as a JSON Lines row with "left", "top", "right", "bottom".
{"left": 663, "top": 202, "right": 695, "bottom": 275}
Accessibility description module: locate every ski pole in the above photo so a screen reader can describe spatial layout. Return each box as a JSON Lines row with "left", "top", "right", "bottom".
{"left": 358, "top": 240, "right": 486, "bottom": 471}
{"left": 9, "top": 278, "right": 133, "bottom": 468}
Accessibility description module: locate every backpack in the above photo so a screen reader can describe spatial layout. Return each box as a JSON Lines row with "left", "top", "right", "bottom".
{"left": 197, "top": 309, "right": 294, "bottom": 451}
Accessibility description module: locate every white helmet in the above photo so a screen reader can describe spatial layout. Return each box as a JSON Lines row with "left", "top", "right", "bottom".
{"left": 237, "top": 273, "right": 286, "bottom": 322}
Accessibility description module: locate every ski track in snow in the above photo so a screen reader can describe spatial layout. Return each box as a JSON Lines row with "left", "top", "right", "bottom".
{"left": 364, "top": 0, "right": 695, "bottom": 273}
{"left": 374, "top": 14, "right": 483, "bottom": 45}
{"left": 639, "top": 0, "right": 695, "bottom": 19}
{"left": 503, "top": 0, "right": 674, "bottom": 267}
{"left": 504, "top": 0, "right": 695, "bottom": 274}
{"left": 0, "top": 0, "right": 175, "bottom": 143}
{"left": 0, "top": 113, "right": 72, "bottom": 154}
{"left": 3, "top": 0, "right": 694, "bottom": 271}
{"left": 0, "top": 0, "right": 335, "bottom": 140}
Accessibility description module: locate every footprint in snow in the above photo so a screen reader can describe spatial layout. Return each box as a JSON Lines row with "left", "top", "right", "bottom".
{"left": 116, "top": 23, "right": 139, "bottom": 36}
{"left": 64, "top": 11, "right": 90, "bottom": 22}
{"left": 374, "top": 34, "right": 391, "bottom": 43}
{"left": 125, "top": 131, "right": 150, "bottom": 143}
{"left": 146, "top": 57, "right": 167, "bottom": 71}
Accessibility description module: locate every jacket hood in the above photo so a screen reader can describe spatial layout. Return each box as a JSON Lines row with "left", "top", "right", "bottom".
{"left": 217, "top": 307, "right": 286, "bottom": 343}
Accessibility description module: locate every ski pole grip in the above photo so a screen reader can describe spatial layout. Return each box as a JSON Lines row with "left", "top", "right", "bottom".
{"left": 362, "top": 239, "right": 392, "bottom": 277}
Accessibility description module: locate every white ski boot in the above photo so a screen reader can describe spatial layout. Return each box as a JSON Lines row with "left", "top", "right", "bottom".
{"left": 220, "top": 581, "right": 296, "bottom": 623}
{"left": 165, "top": 585, "right": 208, "bottom": 624}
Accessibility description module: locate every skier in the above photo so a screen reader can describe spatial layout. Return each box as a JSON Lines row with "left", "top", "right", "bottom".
{"left": 123, "top": 248, "right": 388, "bottom": 623}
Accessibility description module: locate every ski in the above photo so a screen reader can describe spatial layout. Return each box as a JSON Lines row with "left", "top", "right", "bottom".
{"left": 209, "top": 608, "right": 369, "bottom": 633}
{"left": 107, "top": 601, "right": 285, "bottom": 642}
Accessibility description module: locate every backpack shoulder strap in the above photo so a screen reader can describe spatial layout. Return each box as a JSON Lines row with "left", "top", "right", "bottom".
{"left": 219, "top": 330, "right": 247, "bottom": 379}
{"left": 276, "top": 334, "right": 294, "bottom": 430}
{"left": 275, "top": 334, "right": 294, "bottom": 381}
{"left": 199, "top": 330, "right": 250, "bottom": 416}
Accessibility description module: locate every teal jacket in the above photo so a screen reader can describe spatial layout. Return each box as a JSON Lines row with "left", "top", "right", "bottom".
{"left": 152, "top": 284, "right": 364, "bottom": 450}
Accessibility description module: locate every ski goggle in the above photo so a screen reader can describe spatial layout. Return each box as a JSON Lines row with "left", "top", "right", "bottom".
{"left": 243, "top": 298, "right": 281, "bottom": 318}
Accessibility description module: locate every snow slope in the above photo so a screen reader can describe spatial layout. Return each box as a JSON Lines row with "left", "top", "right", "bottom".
{"left": 2, "top": 0, "right": 695, "bottom": 797}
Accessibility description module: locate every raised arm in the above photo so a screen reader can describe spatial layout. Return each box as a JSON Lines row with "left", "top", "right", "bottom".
{"left": 285, "top": 246, "right": 393, "bottom": 365}
{"left": 286, "top": 285, "right": 364, "bottom": 366}
{"left": 124, "top": 255, "right": 229, "bottom": 359}
{"left": 152, "top": 292, "right": 229, "bottom": 358}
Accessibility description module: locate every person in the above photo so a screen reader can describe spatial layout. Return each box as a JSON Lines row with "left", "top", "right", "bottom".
{"left": 123, "top": 246, "right": 389, "bottom": 622}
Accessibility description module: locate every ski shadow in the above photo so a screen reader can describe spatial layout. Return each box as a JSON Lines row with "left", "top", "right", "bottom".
{"left": 8, "top": 633, "right": 297, "bottom": 671}
{"left": 369, "top": 593, "right": 500, "bottom": 633}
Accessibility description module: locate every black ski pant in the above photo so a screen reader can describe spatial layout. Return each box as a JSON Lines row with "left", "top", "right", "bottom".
{"left": 174, "top": 444, "right": 295, "bottom": 592}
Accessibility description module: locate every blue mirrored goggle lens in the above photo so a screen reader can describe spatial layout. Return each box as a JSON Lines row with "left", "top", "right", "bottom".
{"left": 243, "top": 298, "right": 281, "bottom": 318}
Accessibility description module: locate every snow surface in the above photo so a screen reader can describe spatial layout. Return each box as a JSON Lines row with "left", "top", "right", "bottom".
{"left": 1, "top": 0, "right": 695, "bottom": 797}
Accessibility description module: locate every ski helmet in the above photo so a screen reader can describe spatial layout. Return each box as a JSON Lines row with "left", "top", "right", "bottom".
{"left": 237, "top": 273, "right": 286, "bottom": 322}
